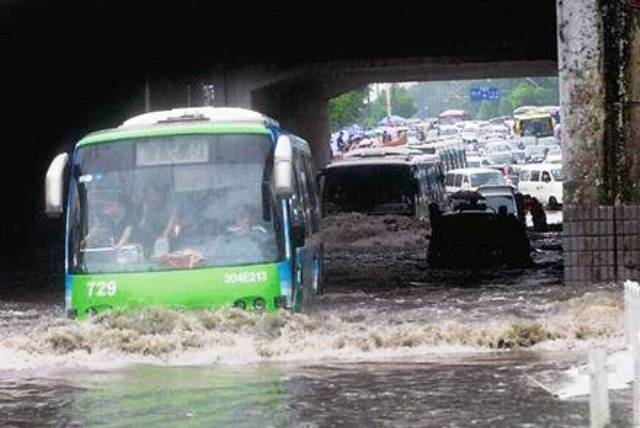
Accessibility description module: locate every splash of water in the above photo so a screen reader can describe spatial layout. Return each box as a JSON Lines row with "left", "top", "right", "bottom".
{"left": 0, "top": 288, "right": 623, "bottom": 371}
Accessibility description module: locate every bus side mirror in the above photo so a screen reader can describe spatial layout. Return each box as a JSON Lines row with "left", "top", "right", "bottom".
{"left": 274, "top": 136, "right": 294, "bottom": 197}
{"left": 45, "top": 153, "right": 69, "bottom": 217}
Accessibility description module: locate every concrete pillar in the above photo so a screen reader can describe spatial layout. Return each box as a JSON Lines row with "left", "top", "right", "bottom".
{"left": 559, "top": 0, "right": 640, "bottom": 284}
{"left": 627, "top": 6, "right": 640, "bottom": 202}
{"left": 557, "top": 0, "right": 606, "bottom": 205}
{"left": 251, "top": 81, "right": 332, "bottom": 169}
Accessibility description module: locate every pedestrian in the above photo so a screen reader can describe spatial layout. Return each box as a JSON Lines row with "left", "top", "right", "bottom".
{"left": 337, "top": 131, "right": 345, "bottom": 153}
{"left": 529, "top": 197, "right": 547, "bottom": 232}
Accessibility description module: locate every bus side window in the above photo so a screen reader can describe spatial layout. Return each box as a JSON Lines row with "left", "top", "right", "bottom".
{"left": 291, "top": 164, "right": 305, "bottom": 225}
{"left": 294, "top": 151, "right": 313, "bottom": 238}
{"left": 530, "top": 170, "right": 541, "bottom": 182}
{"left": 290, "top": 163, "right": 308, "bottom": 246}
{"left": 302, "top": 155, "right": 320, "bottom": 234}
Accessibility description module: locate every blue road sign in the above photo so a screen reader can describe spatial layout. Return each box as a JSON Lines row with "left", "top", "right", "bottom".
{"left": 470, "top": 87, "right": 500, "bottom": 102}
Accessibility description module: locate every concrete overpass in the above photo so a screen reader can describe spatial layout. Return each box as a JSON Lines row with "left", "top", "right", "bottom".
{"left": 0, "top": 0, "right": 637, "bottom": 284}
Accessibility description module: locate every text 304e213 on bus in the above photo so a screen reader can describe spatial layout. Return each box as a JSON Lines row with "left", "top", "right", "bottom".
{"left": 45, "top": 107, "right": 323, "bottom": 318}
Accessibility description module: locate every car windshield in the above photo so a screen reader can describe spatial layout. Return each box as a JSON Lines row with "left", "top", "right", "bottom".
{"left": 550, "top": 167, "right": 564, "bottom": 181}
{"left": 526, "top": 146, "right": 547, "bottom": 155}
{"left": 482, "top": 195, "right": 516, "bottom": 214}
{"left": 68, "top": 134, "right": 283, "bottom": 274}
{"left": 486, "top": 153, "right": 512, "bottom": 165}
{"left": 486, "top": 144, "right": 511, "bottom": 153}
{"left": 521, "top": 117, "right": 554, "bottom": 137}
{"left": 469, "top": 172, "right": 504, "bottom": 187}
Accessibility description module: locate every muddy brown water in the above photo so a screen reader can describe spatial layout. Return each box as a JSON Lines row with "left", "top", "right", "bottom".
{"left": 0, "top": 213, "right": 632, "bottom": 426}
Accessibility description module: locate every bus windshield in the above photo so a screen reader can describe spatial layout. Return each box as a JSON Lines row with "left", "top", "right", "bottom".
{"left": 520, "top": 117, "right": 554, "bottom": 137}
{"left": 469, "top": 172, "right": 504, "bottom": 187}
{"left": 323, "top": 164, "right": 416, "bottom": 216}
{"left": 68, "top": 134, "right": 283, "bottom": 274}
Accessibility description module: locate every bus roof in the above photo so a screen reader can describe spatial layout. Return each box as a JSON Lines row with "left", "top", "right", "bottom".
{"left": 76, "top": 107, "right": 277, "bottom": 147}
{"left": 326, "top": 158, "right": 415, "bottom": 169}
{"left": 120, "top": 107, "right": 279, "bottom": 128}
{"left": 514, "top": 112, "right": 553, "bottom": 120}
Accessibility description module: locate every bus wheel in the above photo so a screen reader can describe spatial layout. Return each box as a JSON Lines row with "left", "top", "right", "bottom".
{"left": 548, "top": 196, "right": 559, "bottom": 210}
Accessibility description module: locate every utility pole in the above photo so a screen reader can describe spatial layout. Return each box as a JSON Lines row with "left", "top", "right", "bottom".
{"left": 144, "top": 75, "right": 151, "bottom": 112}
{"left": 385, "top": 84, "right": 392, "bottom": 117}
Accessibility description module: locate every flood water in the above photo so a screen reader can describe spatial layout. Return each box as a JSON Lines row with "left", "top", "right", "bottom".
{"left": 0, "top": 213, "right": 632, "bottom": 426}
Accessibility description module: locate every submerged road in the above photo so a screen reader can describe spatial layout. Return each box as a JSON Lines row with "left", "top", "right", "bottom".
{"left": 0, "top": 213, "right": 631, "bottom": 426}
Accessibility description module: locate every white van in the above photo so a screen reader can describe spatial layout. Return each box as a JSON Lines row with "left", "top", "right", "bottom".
{"left": 517, "top": 164, "right": 563, "bottom": 208}
{"left": 444, "top": 167, "right": 506, "bottom": 195}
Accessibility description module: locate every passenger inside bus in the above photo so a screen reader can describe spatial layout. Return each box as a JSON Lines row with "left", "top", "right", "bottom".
{"left": 83, "top": 191, "right": 133, "bottom": 249}
{"left": 226, "top": 205, "right": 269, "bottom": 236}
{"left": 216, "top": 204, "right": 275, "bottom": 264}
{"left": 130, "top": 183, "right": 178, "bottom": 257}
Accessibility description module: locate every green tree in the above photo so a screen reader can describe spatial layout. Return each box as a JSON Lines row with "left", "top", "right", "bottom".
{"left": 498, "top": 97, "right": 514, "bottom": 116}
{"left": 390, "top": 84, "right": 418, "bottom": 118}
{"left": 362, "top": 92, "right": 387, "bottom": 128}
{"left": 508, "top": 81, "right": 559, "bottom": 109}
{"left": 328, "top": 87, "right": 368, "bottom": 131}
{"left": 476, "top": 100, "right": 499, "bottom": 120}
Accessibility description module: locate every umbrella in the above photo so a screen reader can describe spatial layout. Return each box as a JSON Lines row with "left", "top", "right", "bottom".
{"left": 438, "top": 109, "right": 467, "bottom": 118}
{"left": 346, "top": 125, "right": 364, "bottom": 136}
{"left": 376, "top": 115, "right": 406, "bottom": 127}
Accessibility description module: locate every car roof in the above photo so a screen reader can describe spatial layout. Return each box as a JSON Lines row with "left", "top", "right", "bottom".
{"left": 518, "top": 163, "right": 563, "bottom": 170}
{"left": 446, "top": 167, "right": 501, "bottom": 175}
{"left": 476, "top": 185, "right": 516, "bottom": 196}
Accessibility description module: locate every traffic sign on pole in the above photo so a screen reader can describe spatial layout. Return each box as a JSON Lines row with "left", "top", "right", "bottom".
{"left": 470, "top": 87, "right": 500, "bottom": 102}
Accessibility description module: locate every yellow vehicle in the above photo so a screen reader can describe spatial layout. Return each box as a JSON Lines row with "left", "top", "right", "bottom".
{"left": 513, "top": 112, "right": 554, "bottom": 138}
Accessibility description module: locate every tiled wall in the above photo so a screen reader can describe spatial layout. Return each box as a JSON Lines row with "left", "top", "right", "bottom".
{"left": 564, "top": 205, "right": 640, "bottom": 285}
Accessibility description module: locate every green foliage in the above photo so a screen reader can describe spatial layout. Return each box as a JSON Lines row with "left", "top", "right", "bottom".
{"left": 409, "top": 77, "right": 559, "bottom": 121}
{"left": 508, "top": 83, "right": 551, "bottom": 108}
{"left": 329, "top": 77, "right": 558, "bottom": 130}
{"left": 329, "top": 85, "right": 418, "bottom": 131}
{"left": 329, "top": 87, "right": 368, "bottom": 131}
{"left": 498, "top": 97, "right": 514, "bottom": 116}
{"left": 477, "top": 101, "right": 499, "bottom": 120}
{"left": 390, "top": 84, "right": 418, "bottom": 118}
{"left": 362, "top": 91, "right": 387, "bottom": 128}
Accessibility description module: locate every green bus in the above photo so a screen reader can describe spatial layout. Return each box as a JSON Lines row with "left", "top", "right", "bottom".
{"left": 45, "top": 107, "right": 323, "bottom": 317}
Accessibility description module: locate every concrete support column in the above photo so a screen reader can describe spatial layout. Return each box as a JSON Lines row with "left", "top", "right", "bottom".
{"left": 285, "top": 96, "right": 331, "bottom": 169}
{"left": 559, "top": 0, "right": 640, "bottom": 284}
{"left": 251, "top": 82, "right": 331, "bottom": 169}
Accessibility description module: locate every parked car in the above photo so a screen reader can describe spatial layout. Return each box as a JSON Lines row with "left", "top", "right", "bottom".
{"left": 517, "top": 164, "right": 564, "bottom": 209}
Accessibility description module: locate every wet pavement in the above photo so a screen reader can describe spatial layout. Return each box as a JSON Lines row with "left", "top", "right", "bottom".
{"left": 0, "top": 213, "right": 631, "bottom": 426}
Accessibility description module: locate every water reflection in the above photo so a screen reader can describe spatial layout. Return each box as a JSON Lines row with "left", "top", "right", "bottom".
{"left": 0, "top": 355, "right": 632, "bottom": 427}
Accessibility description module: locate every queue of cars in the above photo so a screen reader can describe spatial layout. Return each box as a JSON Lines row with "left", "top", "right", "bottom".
{"left": 320, "top": 108, "right": 562, "bottom": 269}
{"left": 322, "top": 108, "right": 564, "bottom": 217}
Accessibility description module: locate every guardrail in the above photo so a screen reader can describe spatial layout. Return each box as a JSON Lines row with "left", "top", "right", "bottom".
{"left": 589, "top": 281, "right": 640, "bottom": 427}
{"left": 626, "top": 280, "right": 640, "bottom": 427}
